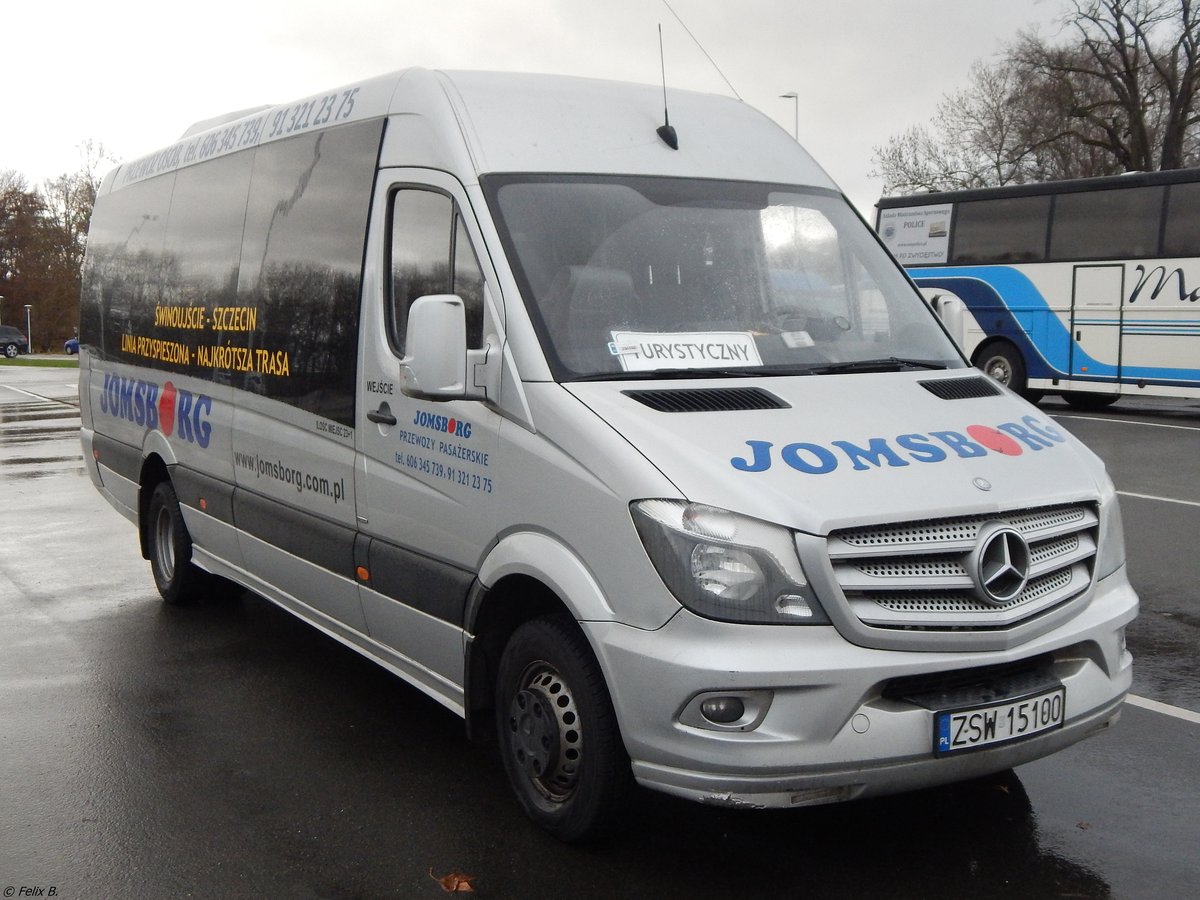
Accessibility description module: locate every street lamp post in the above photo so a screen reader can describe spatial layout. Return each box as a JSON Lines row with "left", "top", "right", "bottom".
{"left": 25, "top": 304, "right": 32, "bottom": 353}
{"left": 779, "top": 92, "right": 799, "bottom": 140}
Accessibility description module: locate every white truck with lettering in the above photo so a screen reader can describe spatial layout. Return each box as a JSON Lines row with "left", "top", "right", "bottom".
{"left": 78, "top": 68, "right": 1137, "bottom": 840}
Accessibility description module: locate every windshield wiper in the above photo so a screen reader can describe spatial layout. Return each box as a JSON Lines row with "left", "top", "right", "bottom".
{"left": 807, "top": 357, "right": 948, "bottom": 375}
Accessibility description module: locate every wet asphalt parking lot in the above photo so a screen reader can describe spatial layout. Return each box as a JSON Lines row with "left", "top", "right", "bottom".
{"left": 1, "top": 364, "right": 1197, "bottom": 899}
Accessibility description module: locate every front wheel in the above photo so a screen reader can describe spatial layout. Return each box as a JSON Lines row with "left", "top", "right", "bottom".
{"left": 146, "top": 481, "right": 208, "bottom": 605}
{"left": 976, "top": 342, "right": 1041, "bottom": 400}
{"left": 495, "top": 615, "right": 632, "bottom": 842}
{"left": 3, "top": 343, "right": 18, "bottom": 358}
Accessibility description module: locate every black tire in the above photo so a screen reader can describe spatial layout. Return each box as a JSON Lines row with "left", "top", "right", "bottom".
{"left": 1062, "top": 391, "right": 1120, "bottom": 410}
{"left": 975, "top": 341, "right": 1038, "bottom": 399}
{"left": 145, "top": 481, "right": 208, "bottom": 605}
{"left": 495, "top": 615, "right": 633, "bottom": 842}
{"left": 3, "top": 343, "right": 17, "bottom": 359}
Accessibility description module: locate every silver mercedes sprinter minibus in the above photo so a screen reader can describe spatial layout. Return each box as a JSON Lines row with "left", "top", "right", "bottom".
{"left": 79, "top": 69, "right": 1137, "bottom": 840}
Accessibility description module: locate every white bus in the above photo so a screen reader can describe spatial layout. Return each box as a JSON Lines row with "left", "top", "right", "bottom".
{"left": 876, "top": 170, "right": 1200, "bottom": 406}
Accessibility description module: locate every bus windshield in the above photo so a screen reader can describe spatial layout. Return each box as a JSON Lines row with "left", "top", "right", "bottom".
{"left": 485, "top": 175, "right": 964, "bottom": 380}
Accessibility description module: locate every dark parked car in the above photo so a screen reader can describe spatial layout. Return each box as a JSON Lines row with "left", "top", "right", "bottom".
{"left": 1, "top": 325, "right": 30, "bottom": 358}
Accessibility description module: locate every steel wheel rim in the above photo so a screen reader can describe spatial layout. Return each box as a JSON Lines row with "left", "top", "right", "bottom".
{"left": 507, "top": 661, "right": 583, "bottom": 802}
{"left": 154, "top": 504, "right": 176, "bottom": 582}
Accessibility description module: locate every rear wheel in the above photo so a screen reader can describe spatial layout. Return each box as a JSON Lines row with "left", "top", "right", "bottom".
{"left": 495, "top": 615, "right": 632, "bottom": 842}
{"left": 146, "top": 481, "right": 208, "bottom": 605}
{"left": 3, "top": 343, "right": 17, "bottom": 358}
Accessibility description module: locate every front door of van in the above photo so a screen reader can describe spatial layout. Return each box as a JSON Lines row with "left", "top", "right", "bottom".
{"left": 354, "top": 170, "right": 502, "bottom": 703}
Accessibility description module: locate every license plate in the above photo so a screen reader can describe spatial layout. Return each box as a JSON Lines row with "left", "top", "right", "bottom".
{"left": 935, "top": 686, "right": 1065, "bottom": 755}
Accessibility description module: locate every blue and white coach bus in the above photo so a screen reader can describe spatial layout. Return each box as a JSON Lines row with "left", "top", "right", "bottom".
{"left": 876, "top": 170, "right": 1200, "bottom": 407}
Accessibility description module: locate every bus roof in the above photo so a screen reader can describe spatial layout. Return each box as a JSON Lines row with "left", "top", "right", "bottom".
{"left": 876, "top": 167, "right": 1200, "bottom": 210}
{"left": 103, "top": 68, "right": 838, "bottom": 197}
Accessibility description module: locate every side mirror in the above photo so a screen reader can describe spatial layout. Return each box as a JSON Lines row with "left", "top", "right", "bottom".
{"left": 400, "top": 295, "right": 491, "bottom": 401}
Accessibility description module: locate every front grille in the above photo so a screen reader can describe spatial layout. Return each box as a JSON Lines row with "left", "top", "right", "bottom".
{"left": 827, "top": 503, "right": 1098, "bottom": 631}
{"left": 883, "top": 655, "right": 1057, "bottom": 709}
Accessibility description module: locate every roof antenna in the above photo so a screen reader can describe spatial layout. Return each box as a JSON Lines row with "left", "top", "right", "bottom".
{"left": 656, "top": 24, "right": 679, "bottom": 150}
{"left": 660, "top": 0, "right": 742, "bottom": 101}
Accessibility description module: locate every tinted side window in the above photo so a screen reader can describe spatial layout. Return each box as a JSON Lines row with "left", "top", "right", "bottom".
{"left": 239, "top": 120, "right": 383, "bottom": 426}
{"left": 951, "top": 196, "right": 1049, "bottom": 264}
{"left": 388, "top": 190, "right": 485, "bottom": 353}
{"left": 81, "top": 118, "right": 382, "bottom": 424}
{"left": 1049, "top": 186, "right": 1163, "bottom": 260}
{"left": 164, "top": 153, "right": 252, "bottom": 311}
{"left": 454, "top": 215, "right": 485, "bottom": 348}
{"left": 160, "top": 152, "right": 254, "bottom": 379}
{"left": 80, "top": 173, "right": 175, "bottom": 361}
{"left": 1163, "top": 182, "right": 1200, "bottom": 256}
{"left": 390, "top": 190, "right": 453, "bottom": 353}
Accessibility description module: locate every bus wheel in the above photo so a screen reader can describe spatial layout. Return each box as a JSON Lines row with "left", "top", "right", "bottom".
{"left": 495, "top": 615, "right": 632, "bottom": 841}
{"left": 146, "top": 481, "right": 207, "bottom": 605}
{"left": 1063, "top": 392, "right": 1120, "bottom": 410}
{"left": 977, "top": 343, "right": 1030, "bottom": 396}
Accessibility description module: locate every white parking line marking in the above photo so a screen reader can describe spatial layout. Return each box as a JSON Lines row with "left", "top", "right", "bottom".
{"left": 1053, "top": 413, "right": 1200, "bottom": 432}
{"left": 1118, "top": 491, "right": 1200, "bottom": 509}
{"left": 0, "top": 383, "right": 79, "bottom": 408}
{"left": 0, "top": 384, "right": 41, "bottom": 399}
{"left": 1125, "top": 694, "right": 1200, "bottom": 724}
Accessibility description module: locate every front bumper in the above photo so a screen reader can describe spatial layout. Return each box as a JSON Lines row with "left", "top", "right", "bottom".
{"left": 585, "top": 565, "right": 1137, "bottom": 808}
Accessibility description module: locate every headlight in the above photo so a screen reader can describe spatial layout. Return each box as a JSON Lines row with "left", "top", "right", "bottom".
{"left": 1096, "top": 474, "right": 1127, "bottom": 581}
{"left": 631, "top": 499, "right": 828, "bottom": 625}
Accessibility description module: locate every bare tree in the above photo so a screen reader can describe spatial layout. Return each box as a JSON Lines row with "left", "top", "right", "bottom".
{"left": 872, "top": 64, "right": 1032, "bottom": 193}
{"left": 1, "top": 171, "right": 44, "bottom": 328}
{"left": 1013, "top": 0, "right": 1200, "bottom": 171}
{"left": 0, "top": 143, "right": 116, "bottom": 346}
{"left": 41, "top": 140, "right": 115, "bottom": 270}
{"left": 873, "top": 0, "right": 1200, "bottom": 194}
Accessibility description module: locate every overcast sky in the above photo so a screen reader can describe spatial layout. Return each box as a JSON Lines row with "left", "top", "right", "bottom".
{"left": 4, "top": 0, "right": 1067, "bottom": 215}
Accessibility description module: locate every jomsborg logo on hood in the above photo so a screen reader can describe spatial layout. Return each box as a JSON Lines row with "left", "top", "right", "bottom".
{"left": 730, "top": 415, "right": 1067, "bottom": 475}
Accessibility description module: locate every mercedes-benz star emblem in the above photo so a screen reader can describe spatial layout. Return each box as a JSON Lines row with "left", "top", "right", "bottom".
{"left": 970, "top": 524, "right": 1031, "bottom": 606}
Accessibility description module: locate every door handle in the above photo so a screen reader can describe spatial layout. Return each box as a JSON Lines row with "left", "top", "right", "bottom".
{"left": 367, "top": 405, "right": 397, "bottom": 426}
